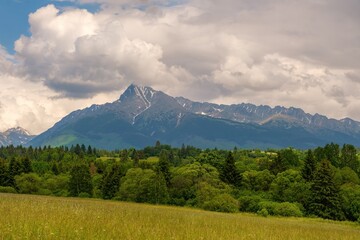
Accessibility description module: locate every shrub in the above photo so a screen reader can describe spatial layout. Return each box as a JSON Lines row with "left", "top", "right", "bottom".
{"left": 258, "top": 201, "right": 277, "bottom": 215}
{"left": 203, "top": 194, "right": 239, "bottom": 213}
{"left": 257, "top": 208, "right": 269, "bottom": 217}
{"left": 259, "top": 201, "right": 303, "bottom": 217}
{"left": 273, "top": 202, "right": 303, "bottom": 217}
{"left": 15, "top": 173, "right": 42, "bottom": 194}
{"left": 54, "top": 189, "right": 69, "bottom": 197}
{"left": 0, "top": 186, "right": 17, "bottom": 193}
{"left": 238, "top": 195, "right": 263, "bottom": 213}
{"left": 37, "top": 188, "right": 52, "bottom": 196}
{"left": 78, "top": 192, "right": 91, "bottom": 198}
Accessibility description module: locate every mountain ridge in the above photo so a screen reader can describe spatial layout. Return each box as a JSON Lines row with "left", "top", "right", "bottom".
{"left": 27, "top": 84, "right": 360, "bottom": 149}
{"left": 175, "top": 96, "right": 360, "bottom": 135}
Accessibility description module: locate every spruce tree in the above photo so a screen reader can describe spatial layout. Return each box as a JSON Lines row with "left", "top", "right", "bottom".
{"left": 308, "top": 159, "right": 344, "bottom": 220}
{"left": 220, "top": 152, "right": 241, "bottom": 187}
{"left": 87, "top": 145, "right": 93, "bottom": 155}
{"left": 21, "top": 157, "right": 32, "bottom": 173}
{"left": 102, "top": 164, "right": 122, "bottom": 199}
{"left": 69, "top": 164, "right": 93, "bottom": 197}
{"left": 132, "top": 150, "right": 139, "bottom": 167}
{"left": 0, "top": 159, "right": 8, "bottom": 186}
{"left": 302, "top": 150, "right": 316, "bottom": 181}
{"left": 8, "top": 157, "right": 22, "bottom": 188}
{"left": 157, "top": 150, "right": 171, "bottom": 187}
{"left": 51, "top": 162, "right": 60, "bottom": 175}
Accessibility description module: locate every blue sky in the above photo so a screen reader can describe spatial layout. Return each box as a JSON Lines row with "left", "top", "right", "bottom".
{"left": 0, "top": 0, "right": 99, "bottom": 53}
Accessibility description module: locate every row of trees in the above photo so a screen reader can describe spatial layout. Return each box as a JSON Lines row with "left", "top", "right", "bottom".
{"left": 0, "top": 142, "right": 359, "bottom": 222}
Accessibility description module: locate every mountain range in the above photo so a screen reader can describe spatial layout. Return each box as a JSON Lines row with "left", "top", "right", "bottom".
{"left": 22, "top": 84, "right": 360, "bottom": 150}
{"left": 0, "top": 127, "right": 35, "bottom": 147}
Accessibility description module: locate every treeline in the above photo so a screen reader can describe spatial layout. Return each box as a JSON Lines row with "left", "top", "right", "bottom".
{"left": 0, "top": 142, "right": 359, "bottom": 222}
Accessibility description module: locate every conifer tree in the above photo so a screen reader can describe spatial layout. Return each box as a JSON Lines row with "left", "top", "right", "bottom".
{"left": 21, "top": 157, "right": 32, "bottom": 173}
{"left": 220, "top": 152, "right": 241, "bottom": 187}
{"left": 308, "top": 159, "right": 344, "bottom": 220}
{"left": 102, "top": 164, "right": 122, "bottom": 199}
{"left": 8, "top": 157, "right": 22, "bottom": 188}
{"left": 87, "top": 145, "right": 93, "bottom": 155}
{"left": 157, "top": 150, "right": 171, "bottom": 187}
{"left": 69, "top": 164, "right": 93, "bottom": 197}
{"left": 0, "top": 159, "right": 8, "bottom": 186}
{"left": 132, "top": 150, "right": 139, "bottom": 167}
{"left": 51, "top": 162, "right": 60, "bottom": 175}
{"left": 302, "top": 150, "right": 316, "bottom": 181}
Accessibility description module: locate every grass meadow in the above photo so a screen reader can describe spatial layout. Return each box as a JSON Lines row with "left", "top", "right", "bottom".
{"left": 0, "top": 193, "right": 359, "bottom": 240}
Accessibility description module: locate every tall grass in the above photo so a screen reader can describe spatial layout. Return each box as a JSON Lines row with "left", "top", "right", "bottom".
{"left": 0, "top": 193, "right": 359, "bottom": 239}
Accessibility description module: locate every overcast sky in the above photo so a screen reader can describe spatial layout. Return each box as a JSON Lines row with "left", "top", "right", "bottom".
{"left": 0, "top": 0, "right": 359, "bottom": 134}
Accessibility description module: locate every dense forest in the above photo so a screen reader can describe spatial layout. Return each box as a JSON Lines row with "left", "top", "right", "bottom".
{"left": 0, "top": 142, "right": 359, "bottom": 222}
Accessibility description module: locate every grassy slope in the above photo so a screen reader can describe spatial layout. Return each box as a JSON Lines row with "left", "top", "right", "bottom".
{"left": 0, "top": 193, "right": 359, "bottom": 240}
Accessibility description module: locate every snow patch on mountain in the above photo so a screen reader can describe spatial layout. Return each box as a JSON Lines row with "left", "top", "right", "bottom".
{"left": 0, "top": 127, "right": 35, "bottom": 146}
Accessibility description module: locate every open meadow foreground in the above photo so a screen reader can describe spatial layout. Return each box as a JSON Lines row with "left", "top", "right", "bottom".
{"left": 0, "top": 193, "right": 359, "bottom": 240}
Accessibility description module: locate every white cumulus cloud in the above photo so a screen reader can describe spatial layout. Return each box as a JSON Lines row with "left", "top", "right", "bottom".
{"left": 0, "top": 0, "right": 359, "bottom": 133}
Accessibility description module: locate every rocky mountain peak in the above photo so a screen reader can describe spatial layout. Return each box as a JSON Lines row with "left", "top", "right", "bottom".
{"left": 119, "top": 84, "right": 157, "bottom": 104}
{"left": 27, "top": 84, "right": 360, "bottom": 149}
{"left": 4, "top": 127, "right": 31, "bottom": 136}
{"left": 0, "top": 127, "right": 34, "bottom": 147}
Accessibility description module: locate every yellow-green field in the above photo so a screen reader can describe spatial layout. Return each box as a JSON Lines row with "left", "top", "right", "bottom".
{"left": 0, "top": 193, "right": 359, "bottom": 240}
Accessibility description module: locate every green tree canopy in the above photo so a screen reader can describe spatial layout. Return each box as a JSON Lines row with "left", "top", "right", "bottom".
{"left": 69, "top": 164, "right": 93, "bottom": 197}
{"left": 302, "top": 150, "right": 317, "bottom": 182}
{"left": 220, "top": 152, "right": 241, "bottom": 187}
{"left": 308, "top": 160, "right": 344, "bottom": 220}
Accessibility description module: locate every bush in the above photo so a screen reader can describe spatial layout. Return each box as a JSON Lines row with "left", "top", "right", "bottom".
{"left": 273, "top": 202, "right": 303, "bottom": 217}
{"left": 54, "top": 189, "right": 69, "bottom": 197}
{"left": 258, "top": 201, "right": 277, "bottom": 215}
{"left": 0, "top": 186, "right": 17, "bottom": 193}
{"left": 203, "top": 194, "right": 239, "bottom": 213}
{"left": 78, "top": 192, "right": 91, "bottom": 198}
{"left": 238, "top": 195, "right": 263, "bottom": 213}
{"left": 257, "top": 208, "right": 269, "bottom": 217}
{"left": 258, "top": 201, "right": 303, "bottom": 217}
{"left": 15, "top": 173, "right": 42, "bottom": 194}
{"left": 37, "top": 188, "right": 52, "bottom": 196}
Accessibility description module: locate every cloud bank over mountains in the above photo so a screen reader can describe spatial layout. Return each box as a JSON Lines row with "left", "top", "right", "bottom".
{"left": 0, "top": 0, "right": 359, "bottom": 133}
